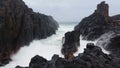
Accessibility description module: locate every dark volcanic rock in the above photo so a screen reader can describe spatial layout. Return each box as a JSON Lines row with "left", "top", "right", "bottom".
{"left": 111, "top": 14, "right": 120, "bottom": 21}
{"left": 75, "top": 1, "right": 120, "bottom": 41}
{"left": 74, "top": 1, "right": 120, "bottom": 59}
{"left": 0, "top": 0, "right": 58, "bottom": 66}
{"left": 61, "top": 30, "right": 80, "bottom": 60}
{"left": 29, "top": 55, "right": 47, "bottom": 68}
{"left": 97, "top": 31, "right": 120, "bottom": 56}
{"left": 16, "top": 43, "right": 120, "bottom": 68}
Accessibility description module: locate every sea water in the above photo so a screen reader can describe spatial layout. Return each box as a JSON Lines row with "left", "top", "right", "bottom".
{"left": 1, "top": 23, "right": 109, "bottom": 68}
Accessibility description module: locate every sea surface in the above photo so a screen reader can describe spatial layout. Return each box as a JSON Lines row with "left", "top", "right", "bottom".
{"left": 1, "top": 22, "right": 109, "bottom": 68}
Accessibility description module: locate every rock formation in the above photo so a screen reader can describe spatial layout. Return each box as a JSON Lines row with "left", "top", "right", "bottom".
{"left": 4, "top": 1, "right": 120, "bottom": 68}
{"left": 15, "top": 43, "right": 120, "bottom": 68}
{"left": 61, "top": 30, "right": 80, "bottom": 60}
{"left": 0, "top": 0, "right": 58, "bottom": 66}
{"left": 96, "top": 31, "right": 120, "bottom": 56}
{"left": 75, "top": 1, "right": 120, "bottom": 41}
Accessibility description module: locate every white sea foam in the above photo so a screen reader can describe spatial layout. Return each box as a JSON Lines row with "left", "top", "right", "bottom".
{"left": 1, "top": 24, "right": 108, "bottom": 68}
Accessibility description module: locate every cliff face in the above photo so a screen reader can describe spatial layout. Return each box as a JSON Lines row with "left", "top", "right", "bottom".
{"left": 75, "top": 1, "right": 120, "bottom": 41}
{"left": 0, "top": 0, "right": 58, "bottom": 66}
{"left": 74, "top": 1, "right": 120, "bottom": 59}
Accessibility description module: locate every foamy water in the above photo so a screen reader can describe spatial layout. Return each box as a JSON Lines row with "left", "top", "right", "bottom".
{"left": 1, "top": 24, "right": 109, "bottom": 68}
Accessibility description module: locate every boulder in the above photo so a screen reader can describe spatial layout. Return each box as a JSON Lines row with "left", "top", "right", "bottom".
{"left": 29, "top": 55, "right": 48, "bottom": 68}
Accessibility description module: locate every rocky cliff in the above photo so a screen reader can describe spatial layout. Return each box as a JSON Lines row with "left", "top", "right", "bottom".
{"left": 14, "top": 1, "right": 120, "bottom": 68}
{"left": 74, "top": 1, "right": 120, "bottom": 60}
{"left": 75, "top": 1, "right": 120, "bottom": 41}
{"left": 0, "top": 0, "right": 58, "bottom": 66}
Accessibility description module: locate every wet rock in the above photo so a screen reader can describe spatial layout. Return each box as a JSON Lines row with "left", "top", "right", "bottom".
{"left": 0, "top": 58, "right": 11, "bottom": 66}
{"left": 61, "top": 30, "right": 80, "bottom": 60}
{"left": 0, "top": 0, "right": 58, "bottom": 66}
{"left": 29, "top": 55, "right": 48, "bottom": 68}
{"left": 75, "top": 1, "right": 120, "bottom": 41}
{"left": 16, "top": 43, "right": 120, "bottom": 68}
{"left": 97, "top": 31, "right": 120, "bottom": 56}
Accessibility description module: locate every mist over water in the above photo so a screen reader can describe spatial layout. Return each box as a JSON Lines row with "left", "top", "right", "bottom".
{"left": 1, "top": 23, "right": 108, "bottom": 68}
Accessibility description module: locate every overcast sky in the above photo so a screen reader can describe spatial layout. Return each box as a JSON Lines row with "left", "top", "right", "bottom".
{"left": 23, "top": 0, "right": 120, "bottom": 22}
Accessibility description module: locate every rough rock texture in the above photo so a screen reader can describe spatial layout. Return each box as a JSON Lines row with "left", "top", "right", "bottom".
{"left": 111, "top": 14, "right": 120, "bottom": 21}
{"left": 96, "top": 31, "right": 120, "bottom": 56}
{"left": 75, "top": 1, "right": 120, "bottom": 41}
{"left": 0, "top": 0, "right": 58, "bottom": 66}
{"left": 61, "top": 30, "right": 80, "bottom": 60}
{"left": 16, "top": 43, "right": 120, "bottom": 68}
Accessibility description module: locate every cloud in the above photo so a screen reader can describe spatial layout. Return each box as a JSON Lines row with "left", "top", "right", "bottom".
{"left": 23, "top": 0, "right": 120, "bottom": 22}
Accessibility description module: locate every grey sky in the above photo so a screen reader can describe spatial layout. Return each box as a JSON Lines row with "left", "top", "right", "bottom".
{"left": 23, "top": 0, "right": 120, "bottom": 22}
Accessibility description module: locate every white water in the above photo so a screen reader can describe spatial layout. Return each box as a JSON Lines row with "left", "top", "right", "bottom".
{"left": 1, "top": 23, "right": 109, "bottom": 68}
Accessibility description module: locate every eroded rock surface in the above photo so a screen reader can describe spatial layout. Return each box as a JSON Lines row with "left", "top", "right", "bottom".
{"left": 0, "top": 0, "right": 58, "bottom": 66}
{"left": 75, "top": 1, "right": 120, "bottom": 41}
{"left": 97, "top": 31, "right": 120, "bottom": 56}
{"left": 61, "top": 30, "right": 80, "bottom": 60}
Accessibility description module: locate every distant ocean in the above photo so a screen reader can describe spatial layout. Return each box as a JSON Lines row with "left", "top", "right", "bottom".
{"left": 1, "top": 22, "right": 108, "bottom": 68}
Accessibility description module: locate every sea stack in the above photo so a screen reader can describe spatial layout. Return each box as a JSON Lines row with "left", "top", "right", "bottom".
{"left": 0, "top": 0, "right": 58, "bottom": 66}
{"left": 61, "top": 30, "right": 80, "bottom": 60}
